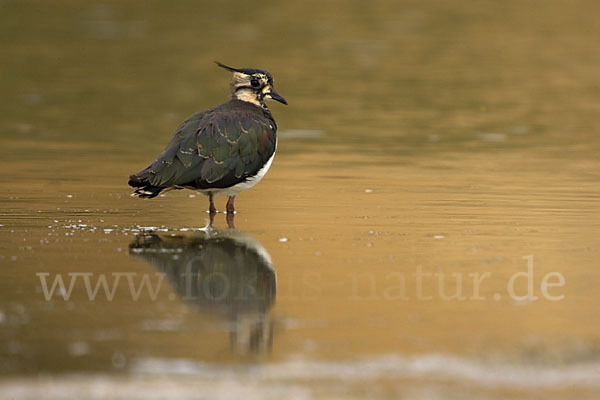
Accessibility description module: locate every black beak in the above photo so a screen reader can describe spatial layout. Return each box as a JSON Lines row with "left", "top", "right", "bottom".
{"left": 267, "top": 89, "right": 287, "bottom": 105}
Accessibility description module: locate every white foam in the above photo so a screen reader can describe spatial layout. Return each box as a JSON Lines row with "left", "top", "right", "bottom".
{"left": 1, "top": 353, "right": 599, "bottom": 400}
{"left": 129, "top": 354, "right": 600, "bottom": 389}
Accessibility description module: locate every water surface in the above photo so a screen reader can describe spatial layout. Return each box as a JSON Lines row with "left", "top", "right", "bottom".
{"left": 1, "top": 1, "right": 600, "bottom": 399}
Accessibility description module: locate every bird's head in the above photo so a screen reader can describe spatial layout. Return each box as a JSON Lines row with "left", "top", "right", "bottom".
{"left": 216, "top": 61, "right": 287, "bottom": 108}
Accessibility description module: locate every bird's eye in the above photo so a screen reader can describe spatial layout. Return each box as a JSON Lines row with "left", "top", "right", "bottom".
{"left": 250, "top": 78, "right": 260, "bottom": 87}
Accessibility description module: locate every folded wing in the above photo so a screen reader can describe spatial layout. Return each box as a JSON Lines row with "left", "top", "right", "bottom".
{"left": 129, "top": 104, "right": 276, "bottom": 195}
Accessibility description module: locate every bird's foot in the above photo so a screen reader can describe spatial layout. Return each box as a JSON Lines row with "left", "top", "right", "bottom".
{"left": 225, "top": 213, "right": 236, "bottom": 229}
{"left": 208, "top": 193, "right": 217, "bottom": 214}
{"left": 208, "top": 210, "right": 216, "bottom": 228}
{"left": 225, "top": 196, "right": 236, "bottom": 214}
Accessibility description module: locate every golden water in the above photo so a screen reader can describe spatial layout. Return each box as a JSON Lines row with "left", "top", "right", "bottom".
{"left": 1, "top": 1, "right": 599, "bottom": 398}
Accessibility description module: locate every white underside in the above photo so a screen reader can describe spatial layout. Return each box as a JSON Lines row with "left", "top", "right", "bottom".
{"left": 197, "top": 150, "right": 276, "bottom": 197}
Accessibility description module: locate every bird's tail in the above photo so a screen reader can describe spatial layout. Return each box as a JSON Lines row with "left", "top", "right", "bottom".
{"left": 128, "top": 175, "right": 164, "bottom": 198}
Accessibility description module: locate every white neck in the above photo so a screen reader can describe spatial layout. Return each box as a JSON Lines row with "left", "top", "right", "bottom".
{"left": 233, "top": 88, "right": 263, "bottom": 106}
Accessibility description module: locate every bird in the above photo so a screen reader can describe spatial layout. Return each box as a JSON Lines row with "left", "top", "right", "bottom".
{"left": 128, "top": 61, "right": 287, "bottom": 214}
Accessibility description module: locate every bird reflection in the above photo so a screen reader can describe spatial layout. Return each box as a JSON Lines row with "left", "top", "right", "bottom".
{"left": 129, "top": 215, "right": 276, "bottom": 355}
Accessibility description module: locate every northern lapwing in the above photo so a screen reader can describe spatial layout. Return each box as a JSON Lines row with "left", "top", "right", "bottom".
{"left": 128, "top": 62, "right": 287, "bottom": 214}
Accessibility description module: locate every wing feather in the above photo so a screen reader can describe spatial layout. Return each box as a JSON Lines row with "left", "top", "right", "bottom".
{"left": 130, "top": 102, "right": 276, "bottom": 191}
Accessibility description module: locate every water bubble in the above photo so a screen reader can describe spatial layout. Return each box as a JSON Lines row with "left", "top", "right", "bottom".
{"left": 478, "top": 132, "right": 507, "bottom": 143}
{"left": 68, "top": 341, "right": 90, "bottom": 357}
{"left": 112, "top": 352, "right": 127, "bottom": 369}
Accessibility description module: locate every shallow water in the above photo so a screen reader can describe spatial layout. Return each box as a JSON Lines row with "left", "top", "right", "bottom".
{"left": 2, "top": 0, "right": 600, "bottom": 399}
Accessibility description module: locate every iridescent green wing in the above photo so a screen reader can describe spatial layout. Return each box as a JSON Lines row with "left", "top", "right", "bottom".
{"left": 137, "top": 106, "right": 276, "bottom": 189}
{"left": 135, "top": 110, "right": 209, "bottom": 187}
{"left": 175, "top": 109, "right": 276, "bottom": 188}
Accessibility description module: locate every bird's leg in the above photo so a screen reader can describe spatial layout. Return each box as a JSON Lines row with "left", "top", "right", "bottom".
{"left": 226, "top": 212, "right": 236, "bottom": 229}
{"left": 226, "top": 196, "right": 236, "bottom": 214}
{"left": 208, "top": 193, "right": 217, "bottom": 214}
